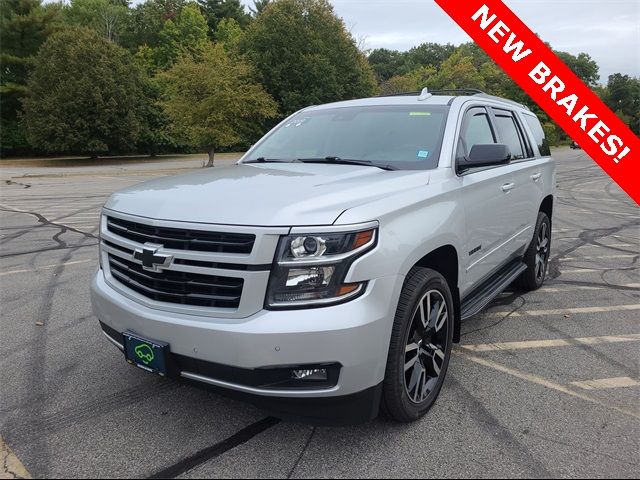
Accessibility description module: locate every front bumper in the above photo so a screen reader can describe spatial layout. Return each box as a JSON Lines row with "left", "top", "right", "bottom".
{"left": 91, "top": 271, "right": 402, "bottom": 421}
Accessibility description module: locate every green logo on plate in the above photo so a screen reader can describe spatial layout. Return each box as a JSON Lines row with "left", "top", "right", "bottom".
{"left": 135, "top": 343, "right": 155, "bottom": 365}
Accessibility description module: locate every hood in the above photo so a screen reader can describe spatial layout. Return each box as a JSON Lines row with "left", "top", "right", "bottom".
{"left": 104, "top": 163, "right": 429, "bottom": 226}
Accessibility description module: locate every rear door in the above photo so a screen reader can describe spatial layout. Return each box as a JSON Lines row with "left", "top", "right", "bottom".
{"left": 491, "top": 107, "right": 546, "bottom": 254}
{"left": 456, "top": 105, "right": 515, "bottom": 295}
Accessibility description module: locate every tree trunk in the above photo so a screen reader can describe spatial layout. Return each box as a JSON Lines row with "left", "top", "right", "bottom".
{"left": 206, "top": 146, "right": 215, "bottom": 167}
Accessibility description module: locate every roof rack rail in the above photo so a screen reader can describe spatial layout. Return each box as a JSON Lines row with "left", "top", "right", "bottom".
{"left": 377, "top": 88, "right": 486, "bottom": 98}
{"left": 376, "top": 87, "right": 530, "bottom": 110}
{"left": 377, "top": 91, "right": 423, "bottom": 97}
{"left": 428, "top": 88, "right": 486, "bottom": 95}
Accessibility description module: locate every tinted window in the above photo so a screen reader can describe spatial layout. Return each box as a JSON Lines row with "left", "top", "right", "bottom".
{"left": 457, "top": 108, "right": 496, "bottom": 159}
{"left": 248, "top": 105, "right": 449, "bottom": 170}
{"left": 494, "top": 112, "right": 525, "bottom": 160}
{"left": 523, "top": 114, "right": 551, "bottom": 156}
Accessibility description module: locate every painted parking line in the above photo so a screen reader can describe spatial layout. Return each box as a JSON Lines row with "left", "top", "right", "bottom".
{"left": 541, "top": 283, "right": 640, "bottom": 292}
{"left": 455, "top": 350, "right": 640, "bottom": 420}
{"left": 570, "top": 377, "right": 639, "bottom": 390}
{"left": 55, "top": 219, "right": 99, "bottom": 225}
{"left": 561, "top": 255, "right": 636, "bottom": 261}
{"left": 52, "top": 212, "right": 101, "bottom": 217}
{"left": 613, "top": 234, "right": 640, "bottom": 240}
{"left": 461, "top": 333, "right": 640, "bottom": 352}
{"left": 593, "top": 243, "right": 637, "bottom": 248}
{"left": 486, "top": 304, "right": 640, "bottom": 317}
{"left": 0, "top": 259, "right": 94, "bottom": 277}
{"left": 0, "top": 436, "right": 31, "bottom": 479}
{"left": 561, "top": 267, "right": 636, "bottom": 274}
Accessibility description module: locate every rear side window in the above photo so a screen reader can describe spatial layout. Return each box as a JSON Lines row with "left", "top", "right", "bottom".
{"left": 493, "top": 111, "right": 526, "bottom": 160}
{"left": 523, "top": 114, "right": 551, "bottom": 157}
{"left": 457, "top": 107, "right": 496, "bottom": 160}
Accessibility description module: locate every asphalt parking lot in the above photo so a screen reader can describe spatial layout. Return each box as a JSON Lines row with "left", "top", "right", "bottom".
{"left": 1, "top": 148, "right": 638, "bottom": 479}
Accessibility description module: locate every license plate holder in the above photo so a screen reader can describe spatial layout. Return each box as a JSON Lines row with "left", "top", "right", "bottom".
{"left": 123, "top": 331, "right": 169, "bottom": 376}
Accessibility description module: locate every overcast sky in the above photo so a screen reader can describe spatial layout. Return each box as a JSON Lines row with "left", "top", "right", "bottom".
{"left": 241, "top": 0, "right": 640, "bottom": 83}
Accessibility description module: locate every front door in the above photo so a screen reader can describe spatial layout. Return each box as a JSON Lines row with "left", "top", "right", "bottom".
{"left": 456, "top": 106, "right": 515, "bottom": 296}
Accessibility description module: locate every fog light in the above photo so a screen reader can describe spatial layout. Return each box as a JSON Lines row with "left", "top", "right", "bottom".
{"left": 292, "top": 368, "right": 328, "bottom": 381}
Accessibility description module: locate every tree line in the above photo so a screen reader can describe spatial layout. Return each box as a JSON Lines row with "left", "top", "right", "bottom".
{"left": 1, "top": 0, "right": 638, "bottom": 161}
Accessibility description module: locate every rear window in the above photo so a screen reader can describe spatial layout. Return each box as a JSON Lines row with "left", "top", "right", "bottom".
{"left": 494, "top": 112, "right": 526, "bottom": 160}
{"left": 523, "top": 114, "right": 551, "bottom": 157}
{"left": 248, "top": 105, "right": 450, "bottom": 170}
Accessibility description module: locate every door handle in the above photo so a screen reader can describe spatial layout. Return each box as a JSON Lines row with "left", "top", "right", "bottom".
{"left": 530, "top": 173, "right": 541, "bottom": 181}
{"left": 502, "top": 182, "right": 515, "bottom": 193}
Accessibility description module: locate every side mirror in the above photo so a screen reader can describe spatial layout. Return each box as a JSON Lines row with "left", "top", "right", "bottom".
{"left": 462, "top": 144, "right": 511, "bottom": 169}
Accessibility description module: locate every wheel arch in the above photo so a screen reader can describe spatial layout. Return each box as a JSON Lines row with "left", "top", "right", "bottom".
{"left": 412, "top": 244, "right": 461, "bottom": 343}
{"left": 540, "top": 194, "right": 553, "bottom": 222}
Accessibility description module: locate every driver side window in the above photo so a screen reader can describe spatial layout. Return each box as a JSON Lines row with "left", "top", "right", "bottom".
{"left": 456, "top": 107, "right": 497, "bottom": 161}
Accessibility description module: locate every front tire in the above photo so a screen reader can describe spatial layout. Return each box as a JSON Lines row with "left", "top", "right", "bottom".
{"left": 514, "top": 211, "right": 551, "bottom": 291}
{"left": 382, "top": 267, "right": 454, "bottom": 422}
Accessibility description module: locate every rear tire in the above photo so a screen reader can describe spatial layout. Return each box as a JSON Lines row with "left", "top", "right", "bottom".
{"left": 382, "top": 267, "right": 454, "bottom": 422}
{"left": 514, "top": 212, "right": 551, "bottom": 291}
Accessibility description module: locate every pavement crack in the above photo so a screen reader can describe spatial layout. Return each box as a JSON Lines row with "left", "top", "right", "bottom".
{"left": 0, "top": 205, "right": 98, "bottom": 244}
{"left": 4, "top": 179, "right": 31, "bottom": 189}
{"left": 287, "top": 426, "right": 316, "bottom": 479}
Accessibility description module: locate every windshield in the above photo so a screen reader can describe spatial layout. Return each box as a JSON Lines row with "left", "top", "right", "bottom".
{"left": 245, "top": 105, "right": 449, "bottom": 170}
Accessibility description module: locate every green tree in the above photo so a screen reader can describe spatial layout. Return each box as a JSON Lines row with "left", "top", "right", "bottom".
{"left": 555, "top": 50, "right": 599, "bottom": 87}
{"left": 0, "top": 0, "right": 62, "bottom": 155}
{"left": 22, "top": 28, "right": 148, "bottom": 156}
{"left": 152, "top": 2, "right": 208, "bottom": 70}
{"left": 215, "top": 16, "right": 243, "bottom": 50}
{"left": 136, "top": 76, "right": 178, "bottom": 155}
{"left": 197, "top": 0, "right": 249, "bottom": 39}
{"left": 603, "top": 73, "right": 640, "bottom": 134}
{"left": 64, "top": 0, "right": 128, "bottom": 42}
{"left": 368, "top": 43, "right": 456, "bottom": 84}
{"left": 120, "top": 0, "right": 185, "bottom": 50}
{"left": 405, "top": 42, "right": 456, "bottom": 71}
{"left": 379, "top": 74, "right": 418, "bottom": 96}
{"left": 429, "top": 50, "right": 486, "bottom": 91}
{"left": 368, "top": 48, "right": 408, "bottom": 82}
{"left": 249, "top": 0, "right": 270, "bottom": 16}
{"left": 242, "top": 0, "right": 377, "bottom": 116}
{"left": 160, "top": 43, "right": 278, "bottom": 166}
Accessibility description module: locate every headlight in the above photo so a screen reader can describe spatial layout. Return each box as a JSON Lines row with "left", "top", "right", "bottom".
{"left": 266, "top": 227, "right": 377, "bottom": 308}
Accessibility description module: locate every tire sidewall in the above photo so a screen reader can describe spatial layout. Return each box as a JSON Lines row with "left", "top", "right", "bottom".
{"left": 386, "top": 269, "right": 455, "bottom": 420}
{"left": 533, "top": 213, "right": 551, "bottom": 288}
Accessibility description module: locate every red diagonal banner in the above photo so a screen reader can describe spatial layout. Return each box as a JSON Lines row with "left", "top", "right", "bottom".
{"left": 435, "top": 0, "right": 639, "bottom": 204}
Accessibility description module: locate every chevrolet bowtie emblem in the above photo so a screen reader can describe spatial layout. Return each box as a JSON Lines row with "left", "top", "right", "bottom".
{"left": 133, "top": 243, "right": 173, "bottom": 272}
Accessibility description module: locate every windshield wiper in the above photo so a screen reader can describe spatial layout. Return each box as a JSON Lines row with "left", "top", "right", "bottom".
{"left": 298, "top": 156, "right": 398, "bottom": 171}
{"left": 243, "top": 157, "right": 302, "bottom": 164}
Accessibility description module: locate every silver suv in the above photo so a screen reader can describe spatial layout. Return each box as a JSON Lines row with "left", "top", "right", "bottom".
{"left": 91, "top": 89, "right": 555, "bottom": 423}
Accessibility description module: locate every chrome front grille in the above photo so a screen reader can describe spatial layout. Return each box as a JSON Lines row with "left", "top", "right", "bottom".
{"left": 106, "top": 216, "right": 256, "bottom": 254}
{"left": 108, "top": 254, "right": 244, "bottom": 308}
{"left": 100, "top": 211, "right": 287, "bottom": 319}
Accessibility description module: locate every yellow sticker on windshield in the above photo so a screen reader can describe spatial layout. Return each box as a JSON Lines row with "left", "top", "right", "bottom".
{"left": 410, "top": 112, "right": 431, "bottom": 116}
